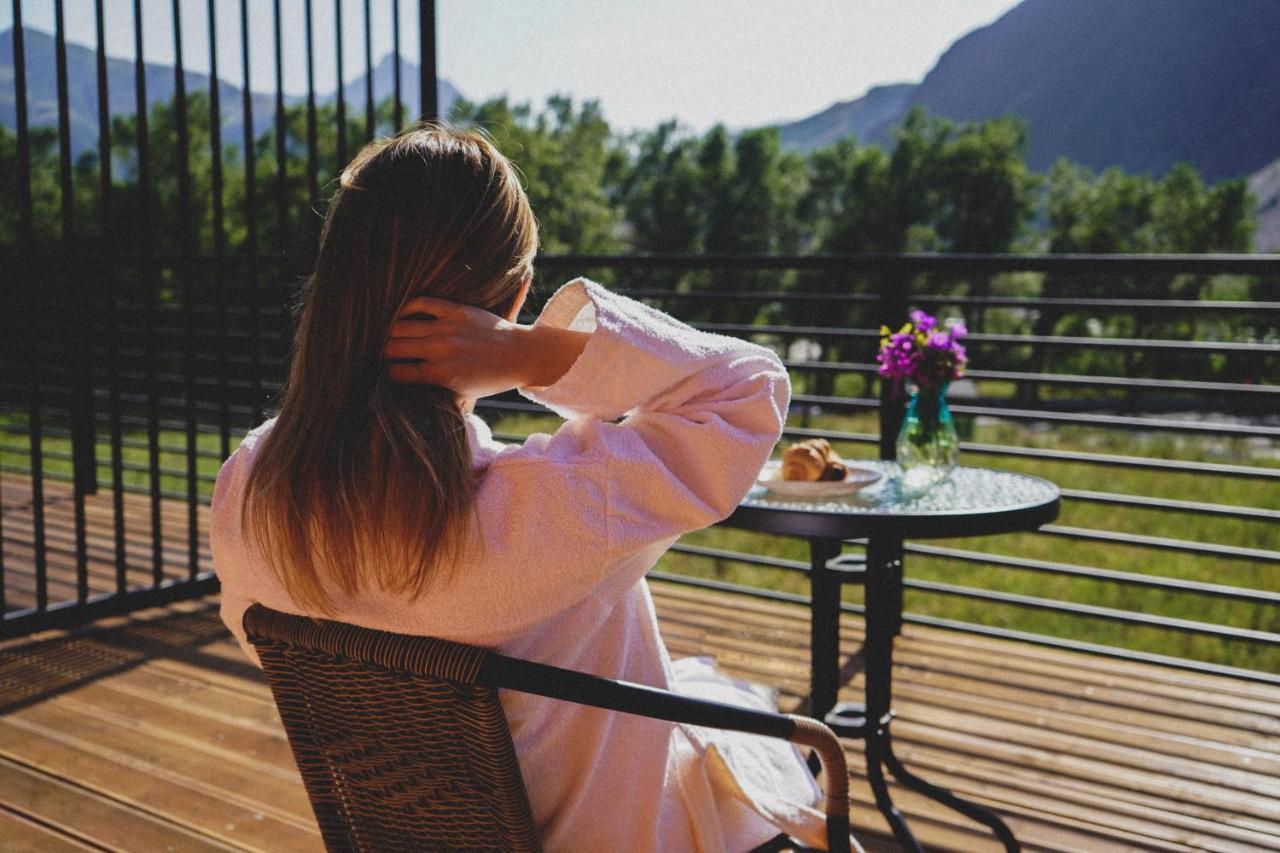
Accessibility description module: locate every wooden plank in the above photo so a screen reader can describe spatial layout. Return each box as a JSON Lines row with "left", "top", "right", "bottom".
{"left": 0, "top": 806, "right": 98, "bottom": 853}
{"left": 5, "top": 507, "right": 1280, "bottom": 853}
{"left": 653, "top": 589, "right": 1280, "bottom": 731}
{"left": 0, "top": 756, "right": 235, "bottom": 852}
{"left": 653, "top": 579, "right": 1280, "bottom": 706}
{"left": 891, "top": 679, "right": 1280, "bottom": 775}
{"left": 0, "top": 713, "right": 320, "bottom": 852}
{"left": 47, "top": 685, "right": 299, "bottom": 773}
{"left": 894, "top": 740, "right": 1280, "bottom": 847}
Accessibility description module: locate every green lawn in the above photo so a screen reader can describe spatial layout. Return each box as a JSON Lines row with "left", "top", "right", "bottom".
{"left": 2, "top": 405, "right": 1276, "bottom": 673}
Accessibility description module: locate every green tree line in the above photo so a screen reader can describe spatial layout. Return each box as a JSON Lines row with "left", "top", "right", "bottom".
{"left": 1, "top": 92, "right": 1268, "bottom": 386}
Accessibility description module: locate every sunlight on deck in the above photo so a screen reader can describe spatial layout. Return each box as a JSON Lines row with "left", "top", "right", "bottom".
{"left": 3, "top": 579, "right": 1278, "bottom": 852}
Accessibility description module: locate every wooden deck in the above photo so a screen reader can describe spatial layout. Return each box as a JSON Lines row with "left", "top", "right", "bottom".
{"left": 2, "top": 479, "right": 1280, "bottom": 851}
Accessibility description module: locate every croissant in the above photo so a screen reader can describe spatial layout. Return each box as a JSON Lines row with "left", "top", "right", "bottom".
{"left": 781, "top": 443, "right": 828, "bottom": 481}
{"left": 781, "top": 439, "right": 848, "bottom": 482}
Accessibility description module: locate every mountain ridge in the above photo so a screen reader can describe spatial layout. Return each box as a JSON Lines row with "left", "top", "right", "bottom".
{"left": 777, "top": 0, "right": 1280, "bottom": 184}
{"left": 0, "top": 26, "right": 461, "bottom": 157}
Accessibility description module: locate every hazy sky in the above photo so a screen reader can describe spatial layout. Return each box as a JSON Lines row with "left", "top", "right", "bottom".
{"left": 4, "top": 0, "right": 1023, "bottom": 131}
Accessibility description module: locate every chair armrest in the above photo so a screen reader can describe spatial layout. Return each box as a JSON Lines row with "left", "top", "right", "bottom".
{"left": 481, "top": 654, "right": 851, "bottom": 853}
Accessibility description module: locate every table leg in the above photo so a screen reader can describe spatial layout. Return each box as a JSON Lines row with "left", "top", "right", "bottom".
{"left": 862, "top": 536, "right": 923, "bottom": 851}
{"left": 807, "top": 537, "right": 843, "bottom": 720}
{"left": 863, "top": 535, "right": 1021, "bottom": 853}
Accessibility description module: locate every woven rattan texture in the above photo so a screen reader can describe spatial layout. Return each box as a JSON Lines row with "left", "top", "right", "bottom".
{"left": 247, "top": 610, "right": 541, "bottom": 853}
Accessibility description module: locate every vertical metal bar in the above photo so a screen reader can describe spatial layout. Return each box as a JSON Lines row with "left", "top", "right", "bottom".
{"left": 14, "top": 0, "right": 49, "bottom": 612}
{"left": 171, "top": 0, "right": 200, "bottom": 580}
{"left": 363, "top": 0, "right": 375, "bottom": 139}
{"left": 239, "top": 0, "right": 257, "bottom": 256}
{"left": 208, "top": 0, "right": 230, "bottom": 460}
{"left": 878, "top": 274, "right": 909, "bottom": 461}
{"left": 862, "top": 534, "right": 917, "bottom": 850}
{"left": 335, "top": 0, "right": 348, "bottom": 164}
{"left": 392, "top": 0, "right": 403, "bottom": 130}
{"left": 240, "top": 0, "right": 266, "bottom": 419}
{"left": 135, "top": 0, "right": 165, "bottom": 586}
{"left": 55, "top": 0, "right": 92, "bottom": 605}
{"left": 806, "top": 538, "right": 842, "bottom": 720}
{"left": 96, "top": 0, "right": 128, "bottom": 595}
{"left": 305, "top": 0, "right": 319, "bottom": 247}
{"left": 273, "top": 0, "right": 287, "bottom": 252}
{"left": 418, "top": 0, "right": 437, "bottom": 122}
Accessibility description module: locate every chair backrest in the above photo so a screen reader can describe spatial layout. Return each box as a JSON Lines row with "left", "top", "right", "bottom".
{"left": 243, "top": 603, "right": 541, "bottom": 853}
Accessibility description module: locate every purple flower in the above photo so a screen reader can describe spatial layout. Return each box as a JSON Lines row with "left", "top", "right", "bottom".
{"left": 945, "top": 317, "right": 968, "bottom": 339}
{"left": 878, "top": 309, "right": 969, "bottom": 387}
{"left": 910, "top": 309, "right": 936, "bottom": 333}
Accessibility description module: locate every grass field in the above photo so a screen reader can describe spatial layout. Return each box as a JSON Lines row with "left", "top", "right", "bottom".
{"left": 2, "top": 398, "right": 1276, "bottom": 674}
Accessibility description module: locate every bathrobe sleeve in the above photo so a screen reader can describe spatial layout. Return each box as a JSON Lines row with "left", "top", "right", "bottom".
{"left": 489, "top": 276, "right": 790, "bottom": 588}
{"left": 210, "top": 277, "right": 792, "bottom": 646}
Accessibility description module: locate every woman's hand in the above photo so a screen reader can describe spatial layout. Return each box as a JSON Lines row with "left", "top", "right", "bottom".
{"left": 383, "top": 296, "right": 590, "bottom": 398}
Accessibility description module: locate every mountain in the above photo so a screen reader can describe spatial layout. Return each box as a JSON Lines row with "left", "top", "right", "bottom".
{"left": 340, "top": 52, "right": 461, "bottom": 126}
{"left": 778, "top": 0, "right": 1280, "bottom": 184}
{"left": 777, "top": 83, "right": 914, "bottom": 152}
{"left": 0, "top": 27, "right": 460, "bottom": 158}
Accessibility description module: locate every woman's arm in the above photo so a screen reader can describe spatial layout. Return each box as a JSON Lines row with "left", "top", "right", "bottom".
{"left": 383, "top": 296, "right": 591, "bottom": 398}
{"left": 384, "top": 278, "right": 790, "bottom": 629}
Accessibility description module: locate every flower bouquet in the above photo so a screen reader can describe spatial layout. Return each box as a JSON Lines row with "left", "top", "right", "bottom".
{"left": 877, "top": 310, "right": 968, "bottom": 492}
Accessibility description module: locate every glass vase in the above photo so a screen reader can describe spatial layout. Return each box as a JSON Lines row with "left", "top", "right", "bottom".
{"left": 896, "top": 383, "right": 959, "bottom": 494}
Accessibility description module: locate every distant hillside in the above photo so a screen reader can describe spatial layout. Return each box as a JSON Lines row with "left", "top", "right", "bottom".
{"left": 1249, "top": 158, "right": 1280, "bottom": 252}
{"left": 778, "top": 83, "right": 914, "bottom": 151}
{"left": 778, "top": 0, "right": 1280, "bottom": 184}
{"left": 0, "top": 27, "right": 461, "bottom": 157}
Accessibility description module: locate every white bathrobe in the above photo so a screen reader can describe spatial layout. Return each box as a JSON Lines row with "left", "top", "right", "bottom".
{"left": 211, "top": 277, "right": 834, "bottom": 852}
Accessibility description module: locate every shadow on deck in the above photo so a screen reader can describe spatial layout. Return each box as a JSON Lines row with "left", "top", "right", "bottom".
{"left": 2, "top": 579, "right": 1278, "bottom": 852}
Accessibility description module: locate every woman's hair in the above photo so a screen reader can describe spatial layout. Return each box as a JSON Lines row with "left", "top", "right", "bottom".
{"left": 242, "top": 123, "right": 539, "bottom": 613}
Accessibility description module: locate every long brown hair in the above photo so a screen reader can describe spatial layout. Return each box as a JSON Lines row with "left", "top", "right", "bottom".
{"left": 242, "top": 124, "right": 539, "bottom": 613}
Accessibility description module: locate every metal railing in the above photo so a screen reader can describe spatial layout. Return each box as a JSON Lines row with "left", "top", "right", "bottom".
{"left": 0, "top": 2, "right": 1276, "bottom": 690}
{"left": 525, "top": 254, "right": 1280, "bottom": 684}
{"left": 0, "top": 0, "right": 439, "bottom": 637}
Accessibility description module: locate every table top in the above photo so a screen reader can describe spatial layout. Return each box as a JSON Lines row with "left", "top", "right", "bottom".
{"left": 724, "top": 460, "right": 1060, "bottom": 540}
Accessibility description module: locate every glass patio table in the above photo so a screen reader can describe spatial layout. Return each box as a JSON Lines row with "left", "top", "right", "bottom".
{"left": 721, "top": 461, "right": 1060, "bottom": 853}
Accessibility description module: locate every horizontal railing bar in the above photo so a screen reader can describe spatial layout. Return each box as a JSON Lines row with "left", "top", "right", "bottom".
{"left": 668, "top": 542, "right": 809, "bottom": 573}
{"left": 783, "top": 360, "right": 1280, "bottom": 396}
{"left": 646, "top": 572, "right": 1280, "bottom": 685}
{"left": 0, "top": 574, "right": 220, "bottom": 639}
{"left": 537, "top": 252, "right": 1280, "bottom": 275}
{"left": 697, "top": 322, "right": 1280, "bottom": 354}
{"left": 905, "top": 578, "right": 1280, "bottom": 643}
{"left": 0, "top": 448, "right": 211, "bottom": 484}
{"left": 898, "top": 611, "right": 1280, "bottom": 687}
{"left": 905, "top": 544, "right": 1280, "bottom": 604}
{"left": 647, "top": 570, "right": 813, "bottom": 606}
{"left": 1039, "top": 525, "right": 1280, "bottom": 563}
{"left": 0, "top": 462, "right": 211, "bottom": 506}
{"left": 482, "top": 404, "right": 1280, "bottom": 480}
{"left": 0, "top": 407, "right": 257, "bottom": 443}
{"left": 790, "top": 393, "right": 1280, "bottom": 437}
{"left": 957, "top": 440, "right": 1280, "bottom": 480}
{"left": 7, "top": 249, "right": 1280, "bottom": 275}
{"left": 1059, "top": 489, "right": 1280, "bottom": 522}
{"left": 609, "top": 289, "right": 1280, "bottom": 312}
{"left": 668, "top": 535, "right": 1280, "bottom": 604}
{"left": 912, "top": 294, "right": 1280, "bottom": 312}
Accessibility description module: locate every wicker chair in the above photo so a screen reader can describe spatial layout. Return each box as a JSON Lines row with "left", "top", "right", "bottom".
{"left": 243, "top": 602, "right": 852, "bottom": 853}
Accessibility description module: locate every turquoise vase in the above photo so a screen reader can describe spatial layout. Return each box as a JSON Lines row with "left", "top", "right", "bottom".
{"left": 896, "top": 383, "right": 959, "bottom": 493}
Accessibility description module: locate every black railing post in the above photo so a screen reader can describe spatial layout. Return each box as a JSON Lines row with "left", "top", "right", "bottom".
{"left": 877, "top": 269, "right": 910, "bottom": 461}
{"left": 97, "top": 0, "right": 128, "bottom": 594}
{"left": 419, "top": 0, "right": 438, "bottom": 122}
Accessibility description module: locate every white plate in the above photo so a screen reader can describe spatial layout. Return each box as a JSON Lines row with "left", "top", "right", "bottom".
{"left": 755, "top": 459, "right": 882, "bottom": 497}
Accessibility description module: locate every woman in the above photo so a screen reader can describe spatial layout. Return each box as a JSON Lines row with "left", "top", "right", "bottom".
{"left": 211, "top": 125, "right": 840, "bottom": 851}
